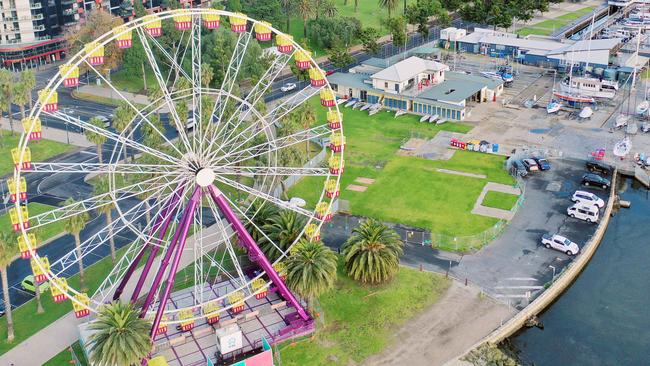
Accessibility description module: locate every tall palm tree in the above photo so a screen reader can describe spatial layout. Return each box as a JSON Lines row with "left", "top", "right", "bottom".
{"left": 261, "top": 210, "right": 306, "bottom": 261}
{"left": 112, "top": 102, "right": 136, "bottom": 163}
{"left": 296, "top": 0, "right": 315, "bottom": 38}
{"left": 244, "top": 199, "right": 279, "bottom": 243}
{"left": 200, "top": 63, "right": 214, "bottom": 88}
{"left": 141, "top": 113, "right": 163, "bottom": 150}
{"left": 87, "top": 301, "right": 152, "bottom": 366}
{"left": 94, "top": 176, "right": 116, "bottom": 264}
{"left": 378, "top": 0, "right": 399, "bottom": 18}
{"left": 0, "top": 231, "right": 17, "bottom": 342}
{"left": 63, "top": 198, "right": 91, "bottom": 291}
{"left": 12, "top": 82, "right": 29, "bottom": 119}
{"left": 85, "top": 117, "right": 108, "bottom": 164}
{"left": 322, "top": 0, "right": 339, "bottom": 18}
{"left": 342, "top": 218, "right": 404, "bottom": 285}
{"left": 20, "top": 70, "right": 36, "bottom": 109}
{"left": 285, "top": 239, "right": 337, "bottom": 312}
{"left": 0, "top": 70, "right": 16, "bottom": 134}
{"left": 175, "top": 100, "right": 188, "bottom": 134}
{"left": 297, "top": 103, "right": 316, "bottom": 157}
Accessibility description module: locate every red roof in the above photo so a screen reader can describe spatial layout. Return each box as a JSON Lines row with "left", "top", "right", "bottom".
{"left": 0, "top": 38, "right": 65, "bottom": 52}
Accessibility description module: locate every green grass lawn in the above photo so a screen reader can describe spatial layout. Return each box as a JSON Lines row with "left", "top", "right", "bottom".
{"left": 0, "top": 130, "right": 74, "bottom": 177}
{"left": 288, "top": 98, "right": 514, "bottom": 239}
{"left": 0, "top": 202, "right": 66, "bottom": 243}
{"left": 279, "top": 262, "right": 449, "bottom": 365}
{"left": 517, "top": 6, "right": 594, "bottom": 36}
{"left": 0, "top": 245, "right": 128, "bottom": 355}
{"left": 44, "top": 341, "right": 88, "bottom": 366}
{"left": 110, "top": 68, "right": 157, "bottom": 94}
{"left": 481, "top": 190, "right": 519, "bottom": 211}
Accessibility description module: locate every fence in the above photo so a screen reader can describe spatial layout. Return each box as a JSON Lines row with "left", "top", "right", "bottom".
{"left": 270, "top": 148, "right": 327, "bottom": 198}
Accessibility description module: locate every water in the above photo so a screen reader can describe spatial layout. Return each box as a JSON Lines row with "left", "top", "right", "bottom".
{"left": 512, "top": 178, "right": 650, "bottom": 365}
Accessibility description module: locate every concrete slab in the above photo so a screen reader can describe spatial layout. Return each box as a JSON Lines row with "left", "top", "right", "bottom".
{"left": 346, "top": 184, "right": 368, "bottom": 192}
{"left": 355, "top": 177, "right": 376, "bottom": 185}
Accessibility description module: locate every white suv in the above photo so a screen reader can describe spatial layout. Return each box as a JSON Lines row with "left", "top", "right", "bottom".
{"left": 541, "top": 234, "right": 580, "bottom": 256}
{"left": 571, "top": 190, "right": 604, "bottom": 208}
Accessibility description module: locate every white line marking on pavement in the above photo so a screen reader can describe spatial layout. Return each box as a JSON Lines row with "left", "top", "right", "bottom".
{"left": 504, "top": 277, "right": 538, "bottom": 281}
{"left": 494, "top": 286, "right": 544, "bottom": 290}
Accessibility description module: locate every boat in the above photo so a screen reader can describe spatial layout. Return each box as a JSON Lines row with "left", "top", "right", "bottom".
{"left": 637, "top": 100, "right": 649, "bottom": 115}
{"left": 553, "top": 91, "right": 595, "bottom": 106}
{"left": 429, "top": 114, "right": 439, "bottom": 123}
{"left": 547, "top": 101, "right": 561, "bottom": 114}
{"left": 420, "top": 115, "right": 430, "bottom": 122}
{"left": 360, "top": 103, "right": 371, "bottom": 111}
{"left": 481, "top": 70, "right": 514, "bottom": 83}
{"left": 613, "top": 137, "right": 632, "bottom": 157}
{"left": 336, "top": 98, "right": 346, "bottom": 105}
{"left": 559, "top": 76, "right": 618, "bottom": 99}
{"left": 627, "top": 122, "right": 639, "bottom": 134}
{"left": 436, "top": 119, "right": 447, "bottom": 125}
{"left": 345, "top": 99, "right": 357, "bottom": 108}
{"left": 641, "top": 122, "right": 650, "bottom": 133}
{"left": 579, "top": 106, "right": 593, "bottom": 119}
{"left": 615, "top": 114, "right": 630, "bottom": 129}
{"left": 395, "top": 110, "right": 406, "bottom": 118}
{"left": 353, "top": 102, "right": 365, "bottom": 110}
{"left": 369, "top": 107, "right": 381, "bottom": 116}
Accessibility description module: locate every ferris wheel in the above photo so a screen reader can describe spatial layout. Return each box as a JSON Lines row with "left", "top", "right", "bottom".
{"left": 11, "top": 9, "right": 344, "bottom": 339}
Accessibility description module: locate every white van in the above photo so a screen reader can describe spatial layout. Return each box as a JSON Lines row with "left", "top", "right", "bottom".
{"left": 567, "top": 204, "right": 599, "bottom": 223}
{"left": 571, "top": 190, "right": 604, "bottom": 208}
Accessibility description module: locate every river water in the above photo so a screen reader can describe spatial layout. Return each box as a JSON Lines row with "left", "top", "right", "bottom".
{"left": 511, "top": 177, "right": 650, "bottom": 365}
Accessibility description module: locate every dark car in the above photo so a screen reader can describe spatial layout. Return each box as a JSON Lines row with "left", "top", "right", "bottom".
{"left": 582, "top": 173, "right": 611, "bottom": 189}
{"left": 586, "top": 160, "right": 612, "bottom": 176}
{"left": 533, "top": 157, "right": 551, "bottom": 171}
{"left": 511, "top": 160, "right": 527, "bottom": 177}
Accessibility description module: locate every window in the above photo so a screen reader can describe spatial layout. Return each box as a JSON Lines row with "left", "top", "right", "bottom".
{"left": 384, "top": 82, "right": 388, "bottom": 88}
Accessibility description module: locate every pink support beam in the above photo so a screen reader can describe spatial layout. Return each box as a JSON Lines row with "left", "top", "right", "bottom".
{"left": 148, "top": 187, "right": 202, "bottom": 339}
{"left": 207, "top": 185, "right": 311, "bottom": 322}
{"left": 113, "top": 186, "right": 185, "bottom": 301}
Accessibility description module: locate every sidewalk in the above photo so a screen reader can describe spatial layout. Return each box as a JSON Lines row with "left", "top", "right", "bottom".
{"left": 1, "top": 117, "right": 93, "bottom": 148}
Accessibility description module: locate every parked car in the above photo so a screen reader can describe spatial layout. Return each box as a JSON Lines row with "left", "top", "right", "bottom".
{"left": 186, "top": 117, "right": 195, "bottom": 130}
{"left": 280, "top": 83, "right": 297, "bottom": 92}
{"left": 586, "top": 160, "right": 612, "bottom": 176}
{"left": 94, "top": 115, "right": 110, "bottom": 128}
{"left": 533, "top": 157, "right": 551, "bottom": 171}
{"left": 581, "top": 173, "right": 611, "bottom": 189}
{"left": 541, "top": 234, "right": 580, "bottom": 256}
{"left": 522, "top": 159, "right": 539, "bottom": 172}
{"left": 572, "top": 190, "right": 605, "bottom": 208}
{"left": 325, "top": 70, "right": 335, "bottom": 76}
{"left": 511, "top": 160, "right": 527, "bottom": 177}
{"left": 21, "top": 275, "right": 50, "bottom": 294}
{"left": 567, "top": 203, "right": 599, "bottom": 223}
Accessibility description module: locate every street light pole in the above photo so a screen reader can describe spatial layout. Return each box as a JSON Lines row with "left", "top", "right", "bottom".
{"left": 65, "top": 119, "right": 70, "bottom": 145}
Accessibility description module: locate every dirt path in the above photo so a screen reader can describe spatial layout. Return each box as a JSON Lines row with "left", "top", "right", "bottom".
{"left": 364, "top": 280, "right": 515, "bottom": 366}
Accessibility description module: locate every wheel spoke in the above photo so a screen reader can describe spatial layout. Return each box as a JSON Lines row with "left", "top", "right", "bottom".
{"left": 29, "top": 162, "right": 178, "bottom": 175}
{"left": 210, "top": 165, "right": 329, "bottom": 177}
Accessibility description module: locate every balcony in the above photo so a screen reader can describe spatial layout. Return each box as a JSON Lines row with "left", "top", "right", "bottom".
{"left": 32, "top": 13, "right": 44, "bottom": 20}
{"left": 3, "top": 15, "right": 18, "bottom": 21}
{"left": 30, "top": 2, "right": 42, "bottom": 9}
{"left": 62, "top": 8, "right": 74, "bottom": 15}
{"left": 33, "top": 24, "right": 44, "bottom": 31}
{"left": 35, "top": 35, "right": 50, "bottom": 41}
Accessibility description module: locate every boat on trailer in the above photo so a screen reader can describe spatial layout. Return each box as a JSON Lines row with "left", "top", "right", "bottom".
{"left": 353, "top": 102, "right": 365, "bottom": 110}
{"left": 395, "top": 110, "right": 406, "bottom": 118}
{"left": 615, "top": 114, "right": 630, "bottom": 129}
{"left": 560, "top": 76, "right": 618, "bottom": 100}
{"left": 553, "top": 91, "right": 595, "bottom": 106}
{"left": 613, "top": 137, "right": 632, "bottom": 157}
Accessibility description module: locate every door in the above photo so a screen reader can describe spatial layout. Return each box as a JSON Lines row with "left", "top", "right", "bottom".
{"left": 360, "top": 90, "right": 367, "bottom": 101}
{"left": 348, "top": 88, "right": 353, "bottom": 98}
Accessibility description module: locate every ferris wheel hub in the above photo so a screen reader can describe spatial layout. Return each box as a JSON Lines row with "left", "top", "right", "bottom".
{"left": 195, "top": 168, "right": 216, "bottom": 187}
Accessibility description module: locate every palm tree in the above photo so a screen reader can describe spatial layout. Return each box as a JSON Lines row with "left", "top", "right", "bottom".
{"left": 12, "top": 82, "right": 29, "bottom": 120}
{"left": 174, "top": 100, "right": 188, "bottom": 134}
{"left": 297, "top": 103, "right": 316, "bottom": 157}
{"left": 20, "top": 70, "right": 36, "bottom": 109}
{"left": 342, "top": 218, "right": 404, "bottom": 285}
{"left": 379, "top": 0, "right": 399, "bottom": 18}
{"left": 0, "top": 70, "right": 16, "bottom": 134}
{"left": 63, "top": 198, "right": 91, "bottom": 291}
{"left": 244, "top": 199, "right": 279, "bottom": 243}
{"left": 296, "top": 0, "right": 315, "bottom": 38}
{"left": 322, "top": 0, "right": 339, "bottom": 18}
{"left": 94, "top": 176, "right": 116, "bottom": 264}
{"left": 285, "top": 239, "right": 337, "bottom": 312}
{"left": 112, "top": 102, "right": 136, "bottom": 163}
{"left": 261, "top": 210, "right": 306, "bottom": 261}
{"left": 141, "top": 113, "right": 164, "bottom": 150}
{"left": 201, "top": 63, "right": 214, "bottom": 88}
{"left": 87, "top": 301, "right": 152, "bottom": 366}
{"left": 0, "top": 231, "right": 17, "bottom": 342}
{"left": 85, "top": 117, "right": 108, "bottom": 164}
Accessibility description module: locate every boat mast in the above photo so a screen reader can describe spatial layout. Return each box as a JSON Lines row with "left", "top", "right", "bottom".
{"left": 584, "top": 12, "right": 596, "bottom": 73}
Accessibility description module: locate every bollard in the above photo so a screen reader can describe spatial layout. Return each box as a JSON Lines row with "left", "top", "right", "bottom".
{"left": 419, "top": 264, "right": 423, "bottom": 272}
{"left": 465, "top": 278, "right": 468, "bottom": 286}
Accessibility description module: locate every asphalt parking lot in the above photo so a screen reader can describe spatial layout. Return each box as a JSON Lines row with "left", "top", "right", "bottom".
{"left": 451, "top": 158, "right": 612, "bottom": 309}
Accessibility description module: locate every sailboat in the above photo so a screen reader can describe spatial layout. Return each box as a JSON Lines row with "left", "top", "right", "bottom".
{"left": 613, "top": 137, "right": 632, "bottom": 157}
{"left": 579, "top": 106, "right": 594, "bottom": 119}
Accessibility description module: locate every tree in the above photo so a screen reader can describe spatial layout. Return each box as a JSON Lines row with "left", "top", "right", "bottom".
{"left": 384, "top": 16, "right": 407, "bottom": 48}
{"left": 94, "top": 177, "right": 117, "bottom": 264}
{"left": 261, "top": 210, "right": 306, "bottom": 261}
{"left": 282, "top": 0, "right": 292, "bottom": 31}
{"left": 87, "top": 301, "right": 152, "bottom": 366}
{"left": 65, "top": 8, "right": 125, "bottom": 73}
{"left": 342, "top": 218, "right": 404, "bottom": 285}
{"left": 20, "top": 70, "right": 36, "bottom": 109}
{"left": 201, "top": 63, "right": 214, "bottom": 88}
{"left": 359, "top": 27, "right": 381, "bottom": 55}
{"left": 244, "top": 199, "right": 279, "bottom": 243}
{"left": 12, "top": 82, "right": 29, "bottom": 120}
{"left": 307, "top": 17, "right": 362, "bottom": 50}
{"left": 0, "top": 70, "right": 16, "bottom": 134}
{"left": 121, "top": 33, "right": 148, "bottom": 92}
{"left": 112, "top": 101, "right": 136, "bottom": 163}
{"left": 285, "top": 239, "right": 337, "bottom": 312}
{"left": 328, "top": 42, "right": 355, "bottom": 69}
{"left": 295, "top": 103, "right": 316, "bottom": 156}
{"left": 141, "top": 113, "right": 164, "bottom": 149}
{"left": 63, "top": 198, "right": 91, "bottom": 291}
{"left": 0, "top": 231, "right": 17, "bottom": 342}
{"left": 296, "top": 0, "right": 315, "bottom": 38}
{"left": 379, "top": 0, "right": 399, "bottom": 18}
{"left": 85, "top": 117, "right": 108, "bottom": 164}
{"left": 226, "top": 0, "right": 242, "bottom": 12}
{"left": 242, "top": 0, "right": 283, "bottom": 26}
{"left": 174, "top": 100, "right": 188, "bottom": 134}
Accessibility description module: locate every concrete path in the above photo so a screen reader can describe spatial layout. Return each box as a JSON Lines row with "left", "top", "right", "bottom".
{"left": 1, "top": 117, "right": 92, "bottom": 148}
{"left": 435, "top": 168, "right": 486, "bottom": 179}
{"left": 471, "top": 182, "right": 521, "bottom": 221}
{"left": 77, "top": 85, "right": 151, "bottom": 106}
{"left": 364, "top": 280, "right": 515, "bottom": 366}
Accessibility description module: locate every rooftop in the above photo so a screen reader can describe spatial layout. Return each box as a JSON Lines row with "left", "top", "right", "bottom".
{"left": 328, "top": 72, "right": 372, "bottom": 91}
{"left": 371, "top": 56, "right": 449, "bottom": 82}
{"left": 415, "top": 72, "right": 503, "bottom": 103}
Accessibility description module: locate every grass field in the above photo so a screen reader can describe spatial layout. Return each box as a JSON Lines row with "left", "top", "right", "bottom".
{"left": 279, "top": 262, "right": 450, "bottom": 365}
{"left": 44, "top": 341, "right": 88, "bottom": 366}
{"left": 110, "top": 68, "right": 157, "bottom": 94}
{"left": 0, "top": 130, "right": 74, "bottom": 177}
{"left": 288, "top": 98, "right": 515, "bottom": 237}
{"left": 0, "top": 202, "right": 66, "bottom": 243}
{"left": 481, "top": 190, "right": 519, "bottom": 211}
{"left": 71, "top": 90, "right": 148, "bottom": 109}
{"left": 516, "top": 6, "right": 594, "bottom": 36}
